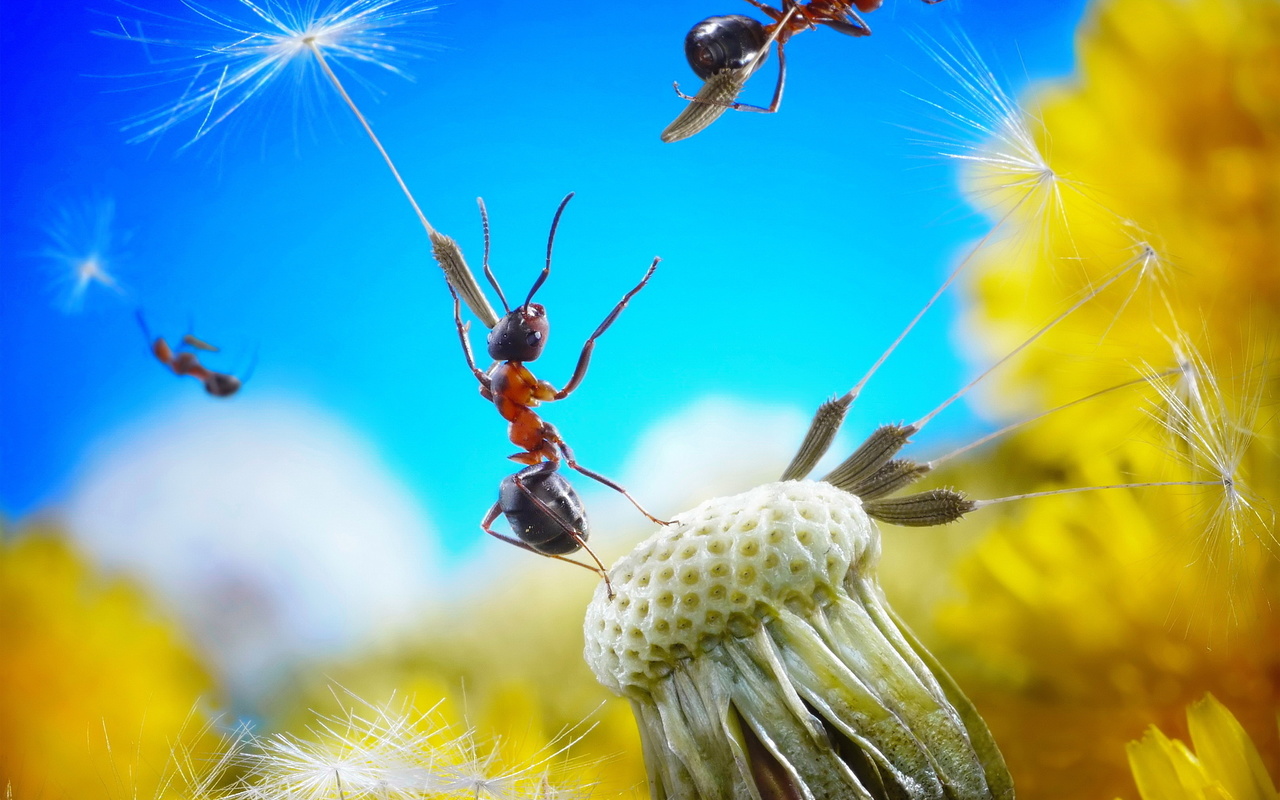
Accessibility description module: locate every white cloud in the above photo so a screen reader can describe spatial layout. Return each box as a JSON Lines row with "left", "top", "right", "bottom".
{"left": 60, "top": 396, "right": 439, "bottom": 707}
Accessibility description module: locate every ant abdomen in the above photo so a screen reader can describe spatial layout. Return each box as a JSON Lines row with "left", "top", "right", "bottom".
{"left": 499, "top": 468, "right": 589, "bottom": 556}
{"left": 203, "top": 373, "right": 242, "bottom": 398}
{"left": 685, "top": 15, "right": 769, "bottom": 80}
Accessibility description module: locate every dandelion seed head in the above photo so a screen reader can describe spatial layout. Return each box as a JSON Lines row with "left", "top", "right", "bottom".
{"left": 586, "top": 481, "right": 1011, "bottom": 798}
{"left": 106, "top": 0, "right": 437, "bottom": 147}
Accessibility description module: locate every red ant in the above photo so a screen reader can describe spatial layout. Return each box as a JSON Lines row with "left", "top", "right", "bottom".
{"left": 136, "top": 310, "right": 249, "bottom": 397}
{"left": 446, "top": 193, "right": 665, "bottom": 596}
{"left": 662, "top": 0, "right": 945, "bottom": 142}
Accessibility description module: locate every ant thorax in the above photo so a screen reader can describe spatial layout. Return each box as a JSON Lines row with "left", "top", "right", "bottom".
{"left": 489, "top": 362, "right": 554, "bottom": 417}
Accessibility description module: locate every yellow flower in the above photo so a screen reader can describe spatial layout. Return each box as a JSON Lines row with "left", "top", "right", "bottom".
{"left": 924, "top": 0, "right": 1280, "bottom": 795}
{"left": 1126, "top": 694, "right": 1278, "bottom": 800}
{"left": 0, "top": 527, "right": 219, "bottom": 800}
{"left": 279, "top": 558, "right": 651, "bottom": 797}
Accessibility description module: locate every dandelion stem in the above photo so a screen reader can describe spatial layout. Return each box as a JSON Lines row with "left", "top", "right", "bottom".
{"left": 308, "top": 41, "right": 436, "bottom": 237}
{"left": 973, "top": 480, "right": 1222, "bottom": 508}
{"left": 929, "top": 368, "right": 1179, "bottom": 466}
{"left": 912, "top": 257, "right": 1139, "bottom": 430}
{"left": 842, "top": 192, "right": 1030, "bottom": 405}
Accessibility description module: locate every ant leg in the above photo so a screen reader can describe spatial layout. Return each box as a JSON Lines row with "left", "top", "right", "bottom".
{"left": 765, "top": 41, "right": 787, "bottom": 113}
{"left": 480, "top": 496, "right": 615, "bottom": 599}
{"left": 742, "top": 0, "right": 786, "bottom": 21}
{"left": 136, "top": 309, "right": 177, "bottom": 368}
{"left": 823, "top": 10, "right": 872, "bottom": 37}
{"left": 675, "top": 41, "right": 783, "bottom": 113}
{"left": 557, "top": 441, "right": 671, "bottom": 526}
{"left": 553, "top": 257, "right": 660, "bottom": 400}
{"left": 446, "top": 280, "right": 492, "bottom": 388}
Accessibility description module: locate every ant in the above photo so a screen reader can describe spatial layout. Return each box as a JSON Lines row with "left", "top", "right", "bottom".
{"left": 446, "top": 193, "right": 665, "bottom": 597}
{"left": 662, "top": 0, "right": 945, "bottom": 142}
{"left": 136, "top": 310, "right": 249, "bottom": 398}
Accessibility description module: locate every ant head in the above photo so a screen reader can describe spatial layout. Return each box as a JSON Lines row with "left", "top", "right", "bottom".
{"left": 487, "top": 303, "right": 549, "bottom": 362}
{"left": 685, "top": 15, "right": 769, "bottom": 80}
{"left": 203, "top": 372, "right": 242, "bottom": 398}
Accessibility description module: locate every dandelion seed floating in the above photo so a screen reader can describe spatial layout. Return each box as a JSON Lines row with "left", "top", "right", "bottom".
{"left": 106, "top": 0, "right": 501, "bottom": 326}
{"left": 39, "top": 198, "right": 126, "bottom": 313}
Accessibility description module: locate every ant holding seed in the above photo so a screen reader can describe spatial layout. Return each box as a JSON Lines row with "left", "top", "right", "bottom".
{"left": 446, "top": 193, "right": 666, "bottom": 597}
{"left": 136, "top": 310, "right": 250, "bottom": 398}
{"left": 663, "top": 0, "right": 944, "bottom": 142}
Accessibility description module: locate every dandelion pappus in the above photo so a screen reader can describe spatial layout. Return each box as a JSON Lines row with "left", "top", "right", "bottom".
{"left": 445, "top": 193, "right": 668, "bottom": 597}
{"left": 662, "top": 0, "right": 945, "bottom": 142}
{"left": 136, "top": 310, "right": 251, "bottom": 398}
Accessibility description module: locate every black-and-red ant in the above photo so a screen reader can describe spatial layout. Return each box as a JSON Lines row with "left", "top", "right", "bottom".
{"left": 662, "top": 0, "right": 944, "bottom": 142}
{"left": 446, "top": 193, "right": 665, "bottom": 597}
{"left": 136, "top": 310, "right": 251, "bottom": 398}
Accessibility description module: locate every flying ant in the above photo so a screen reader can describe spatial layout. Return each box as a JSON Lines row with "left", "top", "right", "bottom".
{"left": 136, "top": 310, "right": 250, "bottom": 398}
{"left": 662, "top": 0, "right": 944, "bottom": 142}
{"left": 446, "top": 193, "right": 665, "bottom": 597}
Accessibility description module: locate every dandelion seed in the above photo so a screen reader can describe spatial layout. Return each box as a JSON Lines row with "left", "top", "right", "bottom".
{"left": 105, "top": 0, "right": 435, "bottom": 148}
{"left": 39, "top": 197, "right": 127, "bottom": 313}
{"left": 209, "top": 691, "right": 597, "bottom": 800}
{"left": 1140, "top": 335, "right": 1276, "bottom": 567}
{"left": 104, "top": 0, "right": 440, "bottom": 235}
{"left": 106, "top": 0, "right": 503, "bottom": 326}
{"left": 913, "top": 33, "right": 1069, "bottom": 236}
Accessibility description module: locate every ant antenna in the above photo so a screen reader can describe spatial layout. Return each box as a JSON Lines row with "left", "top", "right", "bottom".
{"left": 239, "top": 345, "right": 261, "bottom": 387}
{"left": 477, "top": 198, "right": 510, "bottom": 313}
{"left": 524, "top": 192, "right": 575, "bottom": 309}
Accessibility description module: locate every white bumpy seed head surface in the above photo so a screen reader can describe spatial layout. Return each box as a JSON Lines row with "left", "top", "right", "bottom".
{"left": 584, "top": 480, "right": 879, "bottom": 696}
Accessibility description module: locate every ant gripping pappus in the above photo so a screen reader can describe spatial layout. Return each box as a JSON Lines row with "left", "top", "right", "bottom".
{"left": 136, "top": 310, "right": 251, "bottom": 398}
{"left": 446, "top": 193, "right": 666, "bottom": 597}
{"left": 662, "top": 0, "right": 944, "bottom": 142}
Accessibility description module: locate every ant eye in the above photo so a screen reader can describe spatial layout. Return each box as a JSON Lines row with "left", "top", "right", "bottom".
{"left": 526, "top": 330, "right": 542, "bottom": 347}
{"left": 685, "top": 15, "right": 768, "bottom": 80}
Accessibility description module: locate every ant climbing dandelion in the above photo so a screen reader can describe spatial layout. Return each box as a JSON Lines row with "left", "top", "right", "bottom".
{"left": 663, "top": 0, "right": 946, "bottom": 142}
{"left": 446, "top": 193, "right": 666, "bottom": 597}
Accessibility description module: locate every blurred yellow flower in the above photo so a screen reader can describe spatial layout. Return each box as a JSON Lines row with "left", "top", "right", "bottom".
{"left": 923, "top": 0, "right": 1280, "bottom": 796}
{"left": 281, "top": 557, "right": 651, "bottom": 797}
{"left": 0, "top": 526, "right": 218, "bottom": 800}
{"left": 1127, "top": 694, "right": 1278, "bottom": 800}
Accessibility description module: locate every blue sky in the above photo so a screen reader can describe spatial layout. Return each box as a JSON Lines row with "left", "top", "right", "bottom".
{"left": 1, "top": 0, "right": 1088, "bottom": 557}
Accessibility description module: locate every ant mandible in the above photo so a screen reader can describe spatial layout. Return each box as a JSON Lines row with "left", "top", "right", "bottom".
{"left": 446, "top": 193, "right": 665, "bottom": 597}
{"left": 662, "top": 0, "right": 945, "bottom": 142}
{"left": 136, "top": 310, "right": 248, "bottom": 398}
